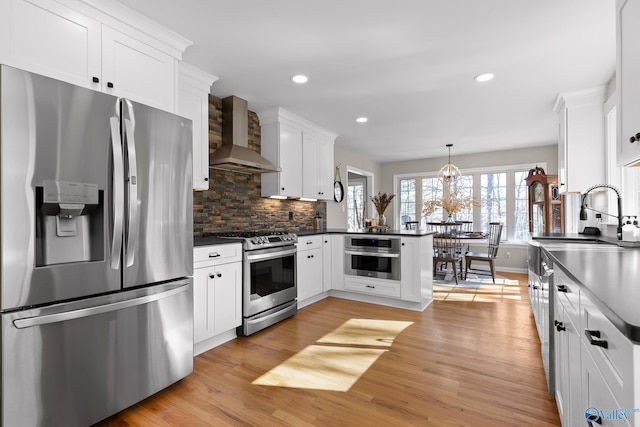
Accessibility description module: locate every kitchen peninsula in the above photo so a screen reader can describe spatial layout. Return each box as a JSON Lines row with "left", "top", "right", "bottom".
{"left": 193, "top": 229, "right": 434, "bottom": 354}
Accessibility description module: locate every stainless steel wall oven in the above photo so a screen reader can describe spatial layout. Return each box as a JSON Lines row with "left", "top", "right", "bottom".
{"left": 344, "top": 236, "right": 401, "bottom": 281}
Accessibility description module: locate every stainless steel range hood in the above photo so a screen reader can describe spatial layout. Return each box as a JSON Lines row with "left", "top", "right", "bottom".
{"left": 210, "top": 96, "right": 280, "bottom": 174}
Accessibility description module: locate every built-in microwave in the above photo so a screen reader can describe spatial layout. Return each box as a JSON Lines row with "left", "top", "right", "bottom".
{"left": 344, "top": 236, "right": 401, "bottom": 281}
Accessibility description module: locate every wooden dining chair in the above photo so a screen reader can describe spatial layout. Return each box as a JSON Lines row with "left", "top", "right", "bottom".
{"left": 405, "top": 221, "right": 420, "bottom": 230}
{"left": 464, "top": 222, "right": 503, "bottom": 283}
{"left": 431, "top": 223, "right": 464, "bottom": 285}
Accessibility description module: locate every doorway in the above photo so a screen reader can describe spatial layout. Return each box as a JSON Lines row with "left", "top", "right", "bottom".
{"left": 346, "top": 166, "right": 374, "bottom": 230}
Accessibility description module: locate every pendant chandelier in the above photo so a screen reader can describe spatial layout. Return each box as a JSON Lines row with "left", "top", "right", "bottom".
{"left": 438, "top": 143, "right": 461, "bottom": 183}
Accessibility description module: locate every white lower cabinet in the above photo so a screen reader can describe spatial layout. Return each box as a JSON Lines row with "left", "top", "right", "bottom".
{"left": 193, "top": 243, "right": 242, "bottom": 355}
{"left": 551, "top": 260, "right": 640, "bottom": 427}
{"left": 322, "top": 235, "right": 332, "bottom": 292}
{"left": 554, "top": 297, "right": 582, "bottom": 427}
{"left": 296, "top": 235, "right": 324, "bottom": 304}
{"left": 343, "top": 276, "right": 401, "bottom": 298}
{"left": 582, "top": 341, "right": 629, "bottom": 427}
{"left": 330, "top": 234, "right": 345, "bottom": 291}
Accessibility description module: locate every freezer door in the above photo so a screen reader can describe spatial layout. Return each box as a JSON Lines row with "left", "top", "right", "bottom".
{"left": 1, "top": 279, "right": 193, "bottom": 427}
{"left": 121, "top": 100, "right": 193, "bottom": 288}
{"left": 0, "top": 65, "right": 121, "bottom": 310}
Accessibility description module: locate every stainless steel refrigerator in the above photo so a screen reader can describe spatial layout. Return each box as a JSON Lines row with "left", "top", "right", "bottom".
{"left": 0, "top": 65, "right": 194, "bottom": 427}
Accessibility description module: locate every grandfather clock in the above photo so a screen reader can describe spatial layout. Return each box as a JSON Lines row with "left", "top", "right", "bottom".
{"left": 525, "top": 167, "right": 563, "bottom": 233}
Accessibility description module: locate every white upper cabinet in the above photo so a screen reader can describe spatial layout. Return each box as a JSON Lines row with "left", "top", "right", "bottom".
{"left": 0, "top": 0, "right": 191, "bottom": 112}
{"left": 553, "top": 87, "right": 606, "bottom": 193}
{"left": 302, "top": 133, "right": 335, "bottom": 200}
{"left": 178, "top": 63, "right": 218, "bottom": 190}
{"left": 261, "top": 121, "right": 303, "bottom": 198}
{"left": 259, "top": 107, "right": 337, "bottom": 200}
{"left": 0, "top": 0, "right": 102, "bottom": 88}
{"left": 617, "top": 0, "right": 640, "bottom": 166}
{"left": 101, "top": 26, "right": 176, "bottom": 111}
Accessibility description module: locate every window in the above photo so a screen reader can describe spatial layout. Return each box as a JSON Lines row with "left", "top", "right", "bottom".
{"left": 395, "top": 163, "right": 540, "bottom": 242}
{"left": 421, "top": 177, "right": 443, "bottom": 225}
{"left": 399, "top": 179, "right": 416, "bottom": 226}
{"left": 347, "top": 180, "right": 364, "bottom": 230}
{"left": 480, "top": 172, "right": 506, "bottom": 234}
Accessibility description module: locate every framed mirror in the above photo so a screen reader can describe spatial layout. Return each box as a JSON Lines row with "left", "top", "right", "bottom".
{"left": 334, "top": 181, "right": 344, "bottom": 202}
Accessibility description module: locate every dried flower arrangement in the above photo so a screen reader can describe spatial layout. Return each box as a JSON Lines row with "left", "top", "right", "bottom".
{"left": 371, "top": 192, "right": 395, "bottom": 215}
{"left": 422, "top": 187, "right": 479, "bottom": 220}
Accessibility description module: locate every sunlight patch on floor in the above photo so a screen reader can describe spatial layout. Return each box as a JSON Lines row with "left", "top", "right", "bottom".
{"left": 252, "top": 319, "right": 413, "bottom": 391}
{"left": 252, "top": 345, "right": 386, "bottom": 391}
{"left": 433, "top": 276, "right": 522, "bottom": 302}
{"left": 317, "top": 319, "right": 413, "bottom": 347}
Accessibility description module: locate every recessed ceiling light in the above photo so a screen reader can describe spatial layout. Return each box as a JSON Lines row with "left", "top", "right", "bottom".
{"left": 356, "top": 117, "right": 368, "bottom": 123}
{"left": 474, "top": 73, "right": 495, "bottom": 82}
{"left": 291, "top": 74, "right": 308, "bottom": 84}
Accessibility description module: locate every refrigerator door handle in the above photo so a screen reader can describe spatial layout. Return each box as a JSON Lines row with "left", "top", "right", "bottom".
{"left": 124, "top": 117, "right": 139, "bottom": 267}
{"left": 110, "top": 116, "right": 124, "bottom": 270}
{"left": 12, "top": 285, "right": 189, "bottom": 329}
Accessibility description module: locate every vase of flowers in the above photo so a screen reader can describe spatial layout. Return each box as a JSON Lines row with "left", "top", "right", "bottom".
{"left": 422, "top": 188, "right": 479, "bottom": 222}
{"left": 371, "top": 192, "right": 395, "bottom": 227}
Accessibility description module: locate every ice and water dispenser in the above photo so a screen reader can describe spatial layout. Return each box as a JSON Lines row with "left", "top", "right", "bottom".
{"left": 35, "top": 180, "right": 103, "bottom": 266}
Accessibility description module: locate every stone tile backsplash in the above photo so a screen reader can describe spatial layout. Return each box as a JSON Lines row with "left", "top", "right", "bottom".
{"left": 193, "top": 95, "right": 326, "bottom": 236}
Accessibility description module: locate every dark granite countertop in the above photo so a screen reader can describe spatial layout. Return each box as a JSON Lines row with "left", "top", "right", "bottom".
{"left": 193, "top": 236, "right": 244, "bottom": 247}
{"left": 298, "top": 228, "right": 434, "bottom": 237}
{"left": 532, "top": 234, "right": 640, "bottom": 343}
{"left": 194, "top": 229, "right": 434, "bottom": 246}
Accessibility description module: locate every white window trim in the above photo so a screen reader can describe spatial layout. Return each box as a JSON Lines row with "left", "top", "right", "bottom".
{"left": 394, "top": 161, "right": 547, "bottom": 242}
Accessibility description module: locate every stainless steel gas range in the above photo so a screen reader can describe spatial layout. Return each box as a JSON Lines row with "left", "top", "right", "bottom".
{"left": 216, "top": 231, "right": 298, "bottom": 336}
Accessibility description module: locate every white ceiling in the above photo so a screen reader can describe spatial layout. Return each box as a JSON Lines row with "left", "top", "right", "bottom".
{"left": 125, "top": 0, "right": 616, "bottom": 163}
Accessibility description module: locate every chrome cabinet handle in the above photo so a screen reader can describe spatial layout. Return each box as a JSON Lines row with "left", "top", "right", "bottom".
{"left": 209, "top": 253, "right": 221, "bottom": 258}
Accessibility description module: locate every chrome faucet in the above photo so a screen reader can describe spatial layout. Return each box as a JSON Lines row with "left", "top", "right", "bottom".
{"left": 579, "top": 184, "right": 623, "bottom": 240}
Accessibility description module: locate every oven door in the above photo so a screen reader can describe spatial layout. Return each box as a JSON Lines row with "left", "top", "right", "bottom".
{"left": 244, "top": 245, "right": 297, "bottom": 317}
{"left": 344, "top": 249, "right": 400, "bottom": 281}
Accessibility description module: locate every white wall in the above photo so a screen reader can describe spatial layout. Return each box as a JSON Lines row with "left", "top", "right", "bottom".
{"left": 327, "top": 145, "right": 382, "bottom": 228}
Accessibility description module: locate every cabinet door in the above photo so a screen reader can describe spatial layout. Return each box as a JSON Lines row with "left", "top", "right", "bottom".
{"left": 302, "top": 131, "right": 321, "bottom": 199}
{"left": 330, "top": 235, "right": 345, "bottom": 290}
{"left": 297, "top": 248, "right": 323, "bottom": 301}
{"left": 317, "top": 136, "right": 335, "bottom": 201}
{"left": 400, "top": 238, "right": 420, "bottom": 302}
{"left": 0, "top": 0, "right": 101, "bottom": 89}
{"left": 557, "top": 107, "right": 568, "bottom": 192}
{"left": 554, "top": 298, "right": 569, "bottom": 425}
{"left": 278, "top": 123, "right": 303, "bottom": 197}
{"left": 101, "top": 26, "right": 176, "bottom": 112}
{"left": 617, "top": 0, "right": 640, "bottom": 166}
{"left": 179, "top": 65, "right": 217, "bottom": 190}
{"left": 555, "top": 302, "right": 582, "bottom": 427}
{"left": 322, "top": 236, "right": 332, "bottom": 291}
{"left": 213, "top": 262, "right": 242, "bottom": 335}
{"left": 582, "top": 342, "right": 630, "bottom": 427}
{"left": 193, "top": 267, "right": 214, "bottom": 343}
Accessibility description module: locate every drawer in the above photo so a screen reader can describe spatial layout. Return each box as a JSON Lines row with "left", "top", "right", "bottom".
{"left": 297, "top": 235, "right": 322, "bottom": 251}
{"left": 581, "top": 293, "right": 634, "bottom": 409}
{"left": 554, "top": 268, "right": 580, "bottom": 327}
{"left": 194, "top": 243, "right": 242, "bottom": 268}
{"left": 344, "top": 276, "right": 401, "bottom": 299}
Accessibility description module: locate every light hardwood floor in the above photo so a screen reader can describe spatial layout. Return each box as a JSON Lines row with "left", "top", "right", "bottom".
{"left": 95, "top": 272, "right": 560, "bottom": 426}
